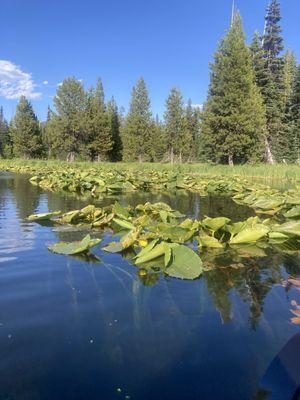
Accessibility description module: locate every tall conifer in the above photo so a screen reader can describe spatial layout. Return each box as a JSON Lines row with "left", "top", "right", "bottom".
{"left": 10, "top": 96, "right": 43, "bottom": 158}
{"left": 202, "top": 13, "right": 266, "bottom": 165}
{"left": 122, "top": 78, "right": 154, "bottom": 162}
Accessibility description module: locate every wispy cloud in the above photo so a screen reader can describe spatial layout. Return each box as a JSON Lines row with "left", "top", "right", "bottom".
{"left": 0, "top": 60, "right": 41, "bottom": 99}
{"left": 43, "top": 80, "right": 49, "bottom": 85}
{"left": 191, "top": 103, "right": 203, "bottom": 110}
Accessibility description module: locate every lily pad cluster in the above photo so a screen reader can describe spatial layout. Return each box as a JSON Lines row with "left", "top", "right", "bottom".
{"left": 3, "top": 162, "right": 300, "bottom": 220}
{"left": 28, "top": 201, "right": 300, "bottom": 280}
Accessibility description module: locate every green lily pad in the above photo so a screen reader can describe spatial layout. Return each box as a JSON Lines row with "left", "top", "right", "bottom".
{"left": 27, "top": 211, "right": 61, "bottom": 221}
{"left": 198, "top": 234, "right": 223, "bottom": 248}
{"left": 230, "top": 225, "right": 269, "bottom": 244}
{"left": 202, "top": 217, "right": 230, "bottom": 233}
{"left": 274, "top": 221, "right": 300, "bottom": 237}
{"left": 102, "top": 242, "right": 124, "bottom": 253}
{"left": 284, "top": 206, "right": 300, "bottom": 219}
{"left": 113, "top": 217, "right": 135, "bottom": 230}
{"left": 165, "top": 245, "right": 203, "bottom": 280}
{"left": 48, "top": 234, "right": 101, "bottom": 255}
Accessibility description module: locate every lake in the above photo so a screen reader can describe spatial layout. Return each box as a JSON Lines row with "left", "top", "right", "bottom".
{"left": 0, "top": 171, "right": 300, "bottom": 400}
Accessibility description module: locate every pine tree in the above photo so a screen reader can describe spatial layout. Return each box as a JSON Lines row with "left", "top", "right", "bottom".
{"left": 48, "top": 77, "right": 86, "bottom": 161}
{"left": 281, "top": 51, "right": 297, "bottom": 162}
{"left": 283, "top": 51, "right": 297, "bottom": 108}
{"left": 164, "top": 87, "right": 188, "bottom": 163}
{"left": 147, "top": 115, "right": 167, "bottom": 162}
{"left": 122, "top": 78, "right": 154, "bottom": 162}
{"left": 10, "top": 96, "right": 43, "bottom": 158}
{"left": 107, "top": 97, "right": 123, "bottom": 161}
{"left": 0, "top": 106, "right": 10, "bottom": 157}
{"left": 288, "top": 66, "right": 300, "bottom": 162}
{"left": 202, "top": 13, "right": 266, "bottom": 165}
{"left": 250, "top": 31, "right": 267, "bottom": 89}
{"left": 185, "top": 99, "right": 201, "bottom": 161}
{"left": 259, "top": 0, "right": 285, "bottom": 163}
{"left": 84, "top": 80, "right": 112, "bottom": 161}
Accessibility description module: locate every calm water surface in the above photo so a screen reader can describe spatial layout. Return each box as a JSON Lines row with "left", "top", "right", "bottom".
{"left": 0, "top": 172, "right": 300, "bottom": 400}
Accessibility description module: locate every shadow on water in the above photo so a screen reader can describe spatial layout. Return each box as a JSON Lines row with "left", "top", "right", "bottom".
{"left": 0, "top": 172, "right": 300, "bottom": 400}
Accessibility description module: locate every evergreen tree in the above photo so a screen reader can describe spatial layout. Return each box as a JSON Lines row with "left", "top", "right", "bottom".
{"left": 250, "top": 31, "right": 267, "bottom": 89}
{"left": 259, "top": 0, "right": 285, "bottom": 162}
{"left": 107, "top": 97, "right": 123, "bottom": 161}
{"left": 47, "top": 77, "right": 86, "bottom": 161}
{"left": 84, "top": 79, "right": 112, "bottom": 161}
{"left": 288, "top": 66, "right": 300, "bottom": 162}
{"left": 10, "top": 96, "right": 43, "bottom": 158}
{"left": 283, "top": 51, "right": 297, "bottom": 108}
{"left": 185, "top": 99, "right": 201, "bottom": 161}
{"left": 164, "top": 87, "right": 188, "bottom": 163}
{"left": 280, "top": 51, "right": 297, "bottom": 162}
{"left": 202, "top": 13, "right": 266, "bottom": 165}
{"left": 122, "top": 78, "right": 154, "bottom": 162}
{"left": 0, "top": 106, "right": 10, "bottom": 157}
{"left": 147, "top": 115, "right": 167, "bottom": 162}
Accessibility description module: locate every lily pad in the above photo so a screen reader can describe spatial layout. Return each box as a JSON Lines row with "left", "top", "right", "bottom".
{"left": 165, "top": 245, "right": 203, "bottom": 280}
{"left": 284, "top": 206, "right": 300, "bottom": 219}
{"left": 27, "top": 211, "right": 61, "bottom": 221}
{"left": 48, "top": 234, "right": 101, "bottom": 255}
{"left": 230, "top": 225, "right": 269, "bottom": 244}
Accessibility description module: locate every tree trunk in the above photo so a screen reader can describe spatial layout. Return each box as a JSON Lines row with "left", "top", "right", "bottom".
{"left": 96, "top": 154, "right": 101, "bottom": 162}
{"left": 228, "top": 154, "right": 234, "bottom": 167}
{"left": 170, "top": 146, "right": 174, "bottom": 164}
{"left": 138, "top": 154, "right": 142, "bottom": 163}
{"left": 264, "top": 136, "right": 275, "bottom": 164}
{"left": 67, "top": 151, "right": 75, "bottom": 162}
{"left": 179, "top": 150, "right": 182, "bottom": 164}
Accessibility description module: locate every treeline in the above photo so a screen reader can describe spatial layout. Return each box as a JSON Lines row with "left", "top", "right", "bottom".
{"left": 0, "top": 78, "right": 201, "bottom": 163}
{"left": 0, "top": 0, "right": 299, "bottom": 164}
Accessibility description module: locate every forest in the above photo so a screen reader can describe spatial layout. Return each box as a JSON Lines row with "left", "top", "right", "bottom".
{"left": 0, "top": 0, "right": 299, "bottom": 165}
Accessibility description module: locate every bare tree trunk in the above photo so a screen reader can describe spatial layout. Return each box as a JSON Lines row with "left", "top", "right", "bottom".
{"left": 264, "top": 136, "right": 275, "bottom": 164}
{"left": 170, "top": 146, "right": 174, "bottom": 164}
{"left": 67, "top": 151, "right": 75, "bottom": 162}
{"left": 179, "top": 150, "right": 182, "bottom": 163}
{"left": 228, "top": 154, "right": 234, "bottom": 167}
{"left": 138, "top": 154, "right": 142, "bottom": 163}
{"left": 96, "top": 154, "right": 101, "bottom": 162}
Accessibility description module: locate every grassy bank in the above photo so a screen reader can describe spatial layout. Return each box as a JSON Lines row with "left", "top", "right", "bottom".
{"left": 1, "top": 159, "right": 299, "bottom": 182}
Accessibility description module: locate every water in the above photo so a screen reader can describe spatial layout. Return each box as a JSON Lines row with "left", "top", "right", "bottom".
{"left": 1, "top": 172, "right": 300, "bottom": 400}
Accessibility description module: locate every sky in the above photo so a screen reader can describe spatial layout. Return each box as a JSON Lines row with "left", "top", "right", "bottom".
{"left": 1, "top": 0, "right": 299, "bottom": 121}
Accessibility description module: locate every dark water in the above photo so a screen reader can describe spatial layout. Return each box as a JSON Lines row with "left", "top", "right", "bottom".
{"left": 1, "top": 172, "right": 300, "bottom": 400}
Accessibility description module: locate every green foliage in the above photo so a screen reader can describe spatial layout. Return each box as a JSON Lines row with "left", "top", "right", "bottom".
{"left": 45, "top": 77, "right": 86, "bottom": 161}
{"left": 107, "top": 97, "right": 123, "bottom": 161}
{"left": 185, "top": 99, "right": 201, "bottom": 161}
{"left": 83, "top": 79, "right": 113, "bottom": 161}
{"left": 288, "top": 66, "right": 300, "bottom": 163}
{"left": 255, "top": 0, "right": 286, "bottom": 162}
{"left": 0, "top": 106, "right": 11, "bottom": 158}
{"left": 202, "top": 13, "right": 266, "bottom": 165}
{"left": 122, "top": 77, "right": 155, "bottom": 162}
{"left": 10, "top": 96, "right": 43, "bottom": 158}
{"left": 164, "top": 87, "right": 191, "bottom": 162}
{"left": 48, "top": 234, "right": 101, "bottom": 255}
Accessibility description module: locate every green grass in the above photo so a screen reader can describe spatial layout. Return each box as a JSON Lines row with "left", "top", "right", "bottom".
{"left": 1, "top": 159, "right": 300, "bottom": 182}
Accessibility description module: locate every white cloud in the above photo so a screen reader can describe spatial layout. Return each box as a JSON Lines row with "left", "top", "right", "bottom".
{"left": 191, "top": 104, "right": 203, "bottom": 110}
{"left": 43, "top": 80, "right": 49, "bottom": 85}
{"left": 0, "top": 60, "right": 41, "bottom": 99}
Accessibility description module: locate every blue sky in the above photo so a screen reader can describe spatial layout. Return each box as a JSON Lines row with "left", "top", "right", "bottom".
{"left": 1, "top": 0, "right": 299, "bottom": 120}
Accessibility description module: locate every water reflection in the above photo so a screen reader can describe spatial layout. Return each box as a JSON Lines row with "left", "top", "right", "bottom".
{"left": 0, "top": 171, "right": 300, "bottom": 400}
